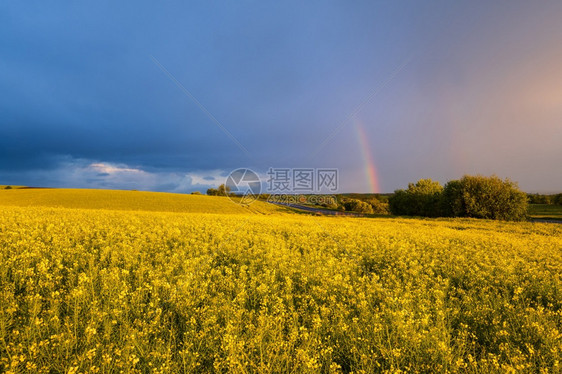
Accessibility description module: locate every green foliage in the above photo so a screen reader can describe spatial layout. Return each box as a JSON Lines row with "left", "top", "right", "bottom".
{"left": 375, "top": 194, "right": 390, "bottom": 203}
{"left": 553, "top": 193, "right": 562, "bottom": 205}
{"left": 365, "top": 198, "right": 390, "bottom": 214}
{"left": 342, "top": 198, "right": 374, "bottom": 214}
{"left": 527, "top": 193, "right": 551, "bottom": 204}
{"left": 323, "top": 202, "right": 339, "bottom": 210}
{"left": 190, "top": 191, "right": 202, "bottom": 195}
{"left": 443, "top": 175, "right": 528, "bottom": 221}
{"left": 388, "top": 189, "right": 408, "bottom": 215}
{"left": 4, "top": 186, "right": 12, "bottom": 190}
{"left": 441, "top": 179, "right": 464, "bottom": 217}
{"left": 207, "top": 184, "right": 231, "bottom": 196}
{"left": 389, "top": 179, "right": 443, "bottom": 217}
{"left": 320, "top": 196, "right": 339, "bottom": 210}
{"left": 391, "top": 176, "right": 528, "bottom": 221}
{"left": 218, "top": 184, "right": 230, "bottom": 196}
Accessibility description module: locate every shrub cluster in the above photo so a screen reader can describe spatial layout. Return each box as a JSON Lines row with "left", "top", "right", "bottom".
{"left": 342, "top": 198, "right": 374, "bottom": 214}
{"left": 389, "top": 175, "right": 528, "bottom": 221}
{"left": 207, "top": 184, "right": 231, "bottom": 196}
{"left": 339, "top": 197, "right": 390, "bottom": 214}
{"left": 388, "top": 179, "right": 443, "bottom": 217}
{"left": 365, "top": 198, "right": 390, "bottom": 214}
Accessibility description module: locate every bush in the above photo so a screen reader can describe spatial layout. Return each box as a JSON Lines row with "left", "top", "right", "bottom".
{"left": 4, "top": 186, "right": 12, "bottom": 190}
{"left": 390, "top": 175, "right": 527, "bottom": 221}
{"left": 375, "top": 194, "right": 389, "bottom": 203}
{"left": 191, "top": 191, "right": 202, "bottom": 195}
{"left": 343, "top": 199, "right": 374, "bottom": 214}
{"left": 321, "top": 202, "right": 339, "bottom": 210}
{"left": 207, "top": 184, "right": 230, "bottom": 196}
{"left": 365, "top": 198, "right": 390, "bottom": 214}
{"left": 442, "top": 175, "right": 527, "bottom": 221}
{"left": 389, "top": 179, "right": 443, "bottom": 217}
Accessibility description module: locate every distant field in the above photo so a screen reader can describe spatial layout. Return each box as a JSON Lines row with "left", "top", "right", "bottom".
{"left": 528, "top": 203, "right": 562, "bottom": 220}
{"left": 0, "top": 185, "right": 26, "bottom": 189}
{"left": 0, "top": 188, "right": 286, "bottom": 215}
{"left": 0, "top": 189, "right": 561, "bottom": 372}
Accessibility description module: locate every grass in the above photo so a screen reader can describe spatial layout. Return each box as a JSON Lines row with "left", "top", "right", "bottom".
{"left": 528, "top": 203, "right": 562, "bottom": 221}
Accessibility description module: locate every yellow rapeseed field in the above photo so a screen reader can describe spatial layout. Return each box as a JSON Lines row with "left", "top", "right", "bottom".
{"left": 0, "top": 189, "right": 561, "bottom": 373}
{"left": 0, "top": 189, "right": 285, "bottom": 215}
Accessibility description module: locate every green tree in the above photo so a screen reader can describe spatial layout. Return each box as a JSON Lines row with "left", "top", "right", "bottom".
{"left": 527, "top": 193, "right": 551, "bottom": 204}
{"left": 365, "top": 197, "right": 390, "bottom": 214}
{"left": 343, "top": 199, "right": 374, "bottom": 214}
{"left": 217, "top": 184, "right": 231, "bottom": 196}
{"left": 441, "top": 179, "right": 464, "bottom": 217}
{"left": 389, "top": 179, "right": 443, "bottom": 217}
{"left": 388, "top": 189, "right": 409, "bottom": 215}
{"left": 207, "top": 184, "right": 230, "bottom": 197}
{"left": 442, "top": 175, "right": 527, "bottom": 221}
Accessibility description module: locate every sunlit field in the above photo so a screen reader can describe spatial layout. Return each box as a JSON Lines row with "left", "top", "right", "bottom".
{"left": 0, "top": 189, "right": 284, "bottom": 215}
{"left": 0, "top": 190, "right": 561, "bottom": 373}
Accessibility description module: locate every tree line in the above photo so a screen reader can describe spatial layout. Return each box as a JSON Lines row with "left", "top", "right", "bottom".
{"left": 527, "top": 193, "right": 562, "bottom": 205}
{"left": 206, "top": 184, "right": 232, "bottom": 196}
{"left": 202, "top": 176, "right": 557, "bottom": 222}
{"left": 389, "top": 175, "right": 529, "bottom": 221}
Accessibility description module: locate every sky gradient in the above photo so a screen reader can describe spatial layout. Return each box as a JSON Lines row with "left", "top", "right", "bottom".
{"left": 1, "top": 1, "right": 561, "bottom": 193}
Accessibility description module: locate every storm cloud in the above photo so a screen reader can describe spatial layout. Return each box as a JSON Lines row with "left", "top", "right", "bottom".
{"left": 1, "top": 1, "right": 561, "bottom": 192}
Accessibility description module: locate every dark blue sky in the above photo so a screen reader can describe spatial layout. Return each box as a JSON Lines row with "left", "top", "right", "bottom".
{"left": 1, "top": 1, "right": 561, "bottom": 192}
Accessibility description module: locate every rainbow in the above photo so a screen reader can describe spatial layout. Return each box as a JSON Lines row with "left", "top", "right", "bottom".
{"left": 354, "top": 118, "right": 381, "bottom": 193}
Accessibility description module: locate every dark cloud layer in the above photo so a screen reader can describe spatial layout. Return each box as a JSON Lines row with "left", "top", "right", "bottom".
{"left": 1, "top": 1, "right": 561, "bottom": 192}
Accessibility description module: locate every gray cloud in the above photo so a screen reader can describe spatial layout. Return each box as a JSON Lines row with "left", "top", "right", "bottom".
{"left": 1, "top": 1, "right": 561, "bottom": 193}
